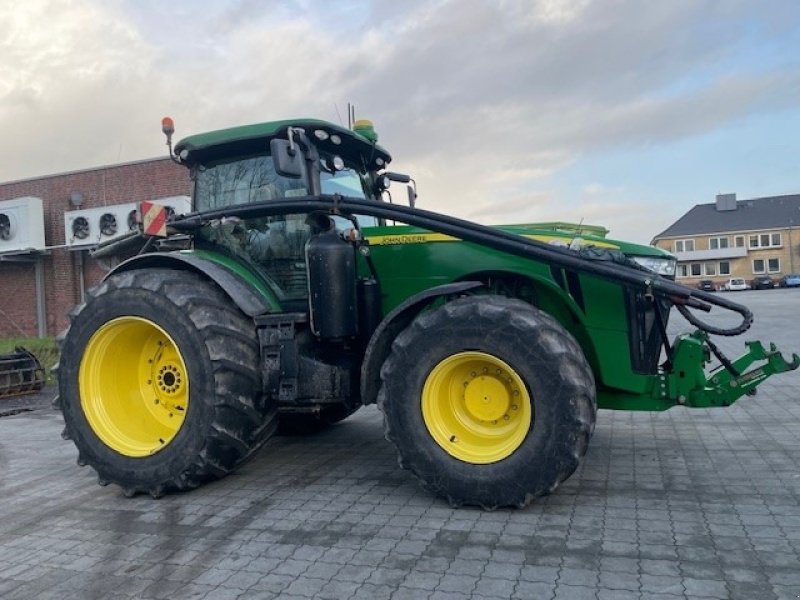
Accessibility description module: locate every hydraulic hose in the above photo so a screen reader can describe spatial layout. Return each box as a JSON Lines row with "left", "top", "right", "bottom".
{"left": 170, "top": 194, "right": 753, "bottom": 336}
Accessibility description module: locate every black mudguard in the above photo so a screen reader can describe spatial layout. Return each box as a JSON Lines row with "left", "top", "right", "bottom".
{"left": 106, "top": 253, "right": 274, "bottom": 317}
{"left": 360, "top": 281, "right": 483, "bottom": 406}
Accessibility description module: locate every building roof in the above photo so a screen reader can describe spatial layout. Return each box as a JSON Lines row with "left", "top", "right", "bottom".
{"left": 653, "top": 194, "right": 800, "bottom": 240}
{"left": 0, "top": 157, "right": 173, "bottom": 187}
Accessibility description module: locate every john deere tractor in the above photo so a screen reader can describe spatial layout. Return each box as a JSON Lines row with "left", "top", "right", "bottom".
{"left": 56, "top": 117, "right": 798, "bottom": 508}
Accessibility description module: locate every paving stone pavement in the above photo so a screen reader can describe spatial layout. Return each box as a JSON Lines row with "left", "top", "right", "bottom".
{"left": 0, "top": 289, "right": 799, "bottom": 599}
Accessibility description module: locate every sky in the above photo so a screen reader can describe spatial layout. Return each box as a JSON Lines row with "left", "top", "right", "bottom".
{"left": 1, "top": 0, "right": 799, "bottom": 243}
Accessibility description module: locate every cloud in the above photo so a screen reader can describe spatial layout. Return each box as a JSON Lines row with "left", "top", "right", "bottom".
{"left": 1, "top": 0, "right": 799, "bottom": 244}
{"left": 0, "top": 1, "right": 162, "bottom": 177}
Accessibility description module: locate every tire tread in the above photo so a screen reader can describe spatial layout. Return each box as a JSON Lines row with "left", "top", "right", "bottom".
{"left": 58, "top": 268, "right": 274, "bottom": 497}
{"left": 378, "top": 295, "right": 596, "bottom": 509}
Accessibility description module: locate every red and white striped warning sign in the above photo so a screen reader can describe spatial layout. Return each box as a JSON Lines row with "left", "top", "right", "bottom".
{"left": 140, "top": 201, "right": 168, "bottom": 237}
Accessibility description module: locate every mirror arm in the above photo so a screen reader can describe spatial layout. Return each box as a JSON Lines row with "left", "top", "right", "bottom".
{"left": 407, "top": 179, "right": 417, "bottom": 209}
{"left": 287, "top": 127, "right": 321, "bottom": 196}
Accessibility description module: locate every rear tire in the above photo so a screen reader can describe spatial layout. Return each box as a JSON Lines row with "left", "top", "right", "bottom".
{"left": 57, "top": 268, "right": 275, "bottom": 497}
{"left": 378, "top": 295, "right": 596, "bottom": 508}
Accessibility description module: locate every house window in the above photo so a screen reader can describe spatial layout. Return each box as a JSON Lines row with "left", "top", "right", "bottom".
{"left": 704, "top": 263, "right": 716, "bottom": 276}
{"left": 734, "top": 236, "right": 745, "bottom": 248}
{"left": 677, "top": 264, "right": 689, "bottom": 278}
{"left": 719, "top": 261, "right": 731, "bottom": 276}
{"left": 768, "top": 258, "right": 780, "bottom": 273}
{"left": 709, "top": 237, "right": 729, "bottom": 250}
{"left": 690, "top": 263, "right": 702, "bottom": 277}
{"left": 674, "top": 239, "right": 695, "bottom": 253}
{"left": 753, "top": 259, "right": 765, "bottom": 274}
{"left": 750, "top": 232, "right": 782, "bottom": 249}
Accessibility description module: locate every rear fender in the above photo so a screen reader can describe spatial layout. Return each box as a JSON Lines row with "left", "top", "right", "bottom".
{"left": 106, "top": 253, "right": 279, "bottom": 317}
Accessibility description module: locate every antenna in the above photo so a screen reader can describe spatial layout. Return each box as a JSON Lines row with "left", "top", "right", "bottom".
{"left": 569, "top": 217, "right": 585, "bottom": 251}
{"left": 345, "top": 103, "right": 358, "bottom": 129}
{"left": 334, "top": 103, "right": 344, "bottom": 126}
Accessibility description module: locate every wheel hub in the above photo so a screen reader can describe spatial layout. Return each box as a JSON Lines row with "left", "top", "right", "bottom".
{"left": 421, "top": 351, "right": 532, "bottom": 464}
{"left": 464, "top": 375, "right": 509, "bottom": 422}
{"left": 79, "top": 316, "right": 189, "bottom": 457}
{"left": 155, "top": 362, "right": 183, "bottom": 396}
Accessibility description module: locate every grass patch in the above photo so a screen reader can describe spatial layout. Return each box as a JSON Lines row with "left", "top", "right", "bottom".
{"left": 0, "top": 337, "right": 59, "bottom": 383}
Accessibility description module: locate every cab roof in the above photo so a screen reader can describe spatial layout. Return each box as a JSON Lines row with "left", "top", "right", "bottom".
{"left": 174, "top": 118, "right": 392, "bottom": 167}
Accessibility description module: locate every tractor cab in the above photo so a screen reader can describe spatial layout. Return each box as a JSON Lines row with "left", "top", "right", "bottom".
{"left": 165, "top": 119, "right": 413, "bottom": 305}
{"left": 173, "top": 119, "right": 393, "bottom": 210}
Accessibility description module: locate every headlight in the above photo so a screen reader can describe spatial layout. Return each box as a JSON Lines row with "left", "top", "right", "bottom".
{"left": 630, "top": 256, "right": 677, "bottom": 276}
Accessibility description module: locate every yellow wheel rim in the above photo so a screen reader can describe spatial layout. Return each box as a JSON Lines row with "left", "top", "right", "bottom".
{"left": 422, "top": 351, "right": 532, "bottom": 464}
{"left": 79, "top": 316, "right": 189, "bottom": 457}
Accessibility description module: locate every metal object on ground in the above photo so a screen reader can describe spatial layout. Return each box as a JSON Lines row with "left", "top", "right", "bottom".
{"left": 0, "top": 347, "right": 45, "bottom": 399}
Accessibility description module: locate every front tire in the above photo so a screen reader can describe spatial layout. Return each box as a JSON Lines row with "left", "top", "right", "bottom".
{"left": 57, "top": 268, "right": 275, "bottom": 497}
{"left": 378, "top": 295, "right": 596, "bottom": 509}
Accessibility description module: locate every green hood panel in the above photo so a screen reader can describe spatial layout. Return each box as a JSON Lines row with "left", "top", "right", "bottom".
{"left": 364, "top": 223, "right": 671, "bottom": 258}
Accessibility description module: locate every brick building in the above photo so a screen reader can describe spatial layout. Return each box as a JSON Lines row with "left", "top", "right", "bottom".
{"left": 0, "top": 158, "right": 191, "bottom": 338}
{"left": 651, "top": 193, "right": 800, "bottom": 287}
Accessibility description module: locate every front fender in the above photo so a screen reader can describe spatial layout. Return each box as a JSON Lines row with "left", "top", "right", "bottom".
{"left": 360, "top": 281, "right": 483, "bottom": 405}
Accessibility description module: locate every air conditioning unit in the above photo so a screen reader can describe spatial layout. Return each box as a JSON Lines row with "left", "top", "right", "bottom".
{"left": 0, "top": 196, "right": 46, "bottom": 253}
{"left": 64, "top": 196, "right": 192, "bottom": 248}
{"left": 65, "top": 203, "right": 137, "bottom": 248}
{"left": 126, "top": 195, "right": 192, "bottom": 228}
{"left": 156, "top": 195, "right": 191, "bottom": 215}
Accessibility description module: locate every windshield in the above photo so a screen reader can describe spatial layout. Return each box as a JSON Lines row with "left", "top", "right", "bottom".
{"left": 321, "top": 166, "right": 367, "bottom": 198}
{"left": 320, "top": 159, "right": 379, "bottom": 228}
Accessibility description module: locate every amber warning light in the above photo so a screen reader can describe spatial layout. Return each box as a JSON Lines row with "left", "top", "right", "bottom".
{"left": 161, "top": 116, "right": 175, "bottom": 142}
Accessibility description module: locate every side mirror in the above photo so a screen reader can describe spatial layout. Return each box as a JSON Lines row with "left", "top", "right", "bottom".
{"left": 270, "top": 139, "right": 303, "bottom": 178}
{"left": 385, "top": 172, "right": 411, "bottom": 184}
{"left": 378, "top": 172, "right": 417, "bottom": 207}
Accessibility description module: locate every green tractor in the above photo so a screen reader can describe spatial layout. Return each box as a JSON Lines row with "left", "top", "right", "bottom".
{"left": 56, "top": 117, "right": 798, "bottom": 508}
